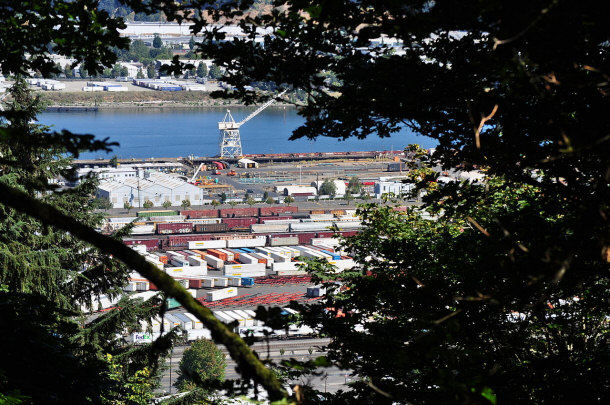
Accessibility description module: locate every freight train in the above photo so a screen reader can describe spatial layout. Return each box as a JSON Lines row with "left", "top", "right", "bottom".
{"left": 123, "top": 230, "right": 359, "bottom": 250}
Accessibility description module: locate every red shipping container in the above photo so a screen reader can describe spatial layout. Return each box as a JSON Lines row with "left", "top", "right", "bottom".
{"left": 219, "top": 207, "right": 258, "bottom": 218}
{"left": 297, "top": 232, "right": 317, "bottom": 244}
{"left": 189, "top": 279, "right": 204, "bottom": 289}
{"left": 168, "top": 234, "right": 214, "bottom": 247}
{"left": 316, "top": 231, "right": 336, "bottom": 238}
{"left": 181, "top": 209, "right": 219, "bottom": 218}
{"left": 157, "top": 222, "right": 193, "bottom": 235}
{"left": 222, "top": 217, "right": 258, "bottom": 229}
{"left": 123, "top": 238, "right": 160, "bottom": 251}
{"left": 259, "top": 206, "right": 298, "bottom": 216}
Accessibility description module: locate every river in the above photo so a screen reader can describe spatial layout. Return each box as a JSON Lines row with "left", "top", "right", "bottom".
{"left": 38, "top": 107, "right": 436, "bottom": 159}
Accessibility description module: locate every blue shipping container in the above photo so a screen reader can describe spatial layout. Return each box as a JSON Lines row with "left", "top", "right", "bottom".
{"left": 240, "top": 277, "right": 254, "bottom": 286}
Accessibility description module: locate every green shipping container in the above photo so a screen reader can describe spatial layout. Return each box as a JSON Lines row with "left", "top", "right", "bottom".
{"left": 137, "top": 210, "right": 179, "bottom": 218}
{"left": 166, "top": 298, "right": 182, "bottom": 310}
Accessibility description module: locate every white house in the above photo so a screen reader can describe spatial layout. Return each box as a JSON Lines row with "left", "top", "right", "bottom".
{"left": 311, "top": 180, "right": 347, "bottom": 196}
{"left": 374, "top": 181, "right": 415, "bottom": 199}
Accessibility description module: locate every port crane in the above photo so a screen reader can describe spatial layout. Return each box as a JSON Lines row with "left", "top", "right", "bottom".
{"left": 217, "top": 90, "right": 287, "bottom": 158}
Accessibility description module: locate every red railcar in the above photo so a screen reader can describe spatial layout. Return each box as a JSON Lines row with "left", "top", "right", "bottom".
{"left": 194, "top": 223, "right": 229, "bottom": 233}
{"left": 222, "top": 217, "right": 259, "bottom": 229}
{"left": 123, "top": 238, "right": 160, "bottom": 251}
{"left": 157, "top": 222, "right": 193, "bottom": 235}
{"left": 167, "top": 234, "right": 214, "bottom": 248}
{"left": 259, "top": 206, "right": 298, "bottom": 216}
{"left": 181, "top": 209, "right": 219, "bottom": 218}
{"left": 219, "top": 207, "right": 258, "bottom": 218}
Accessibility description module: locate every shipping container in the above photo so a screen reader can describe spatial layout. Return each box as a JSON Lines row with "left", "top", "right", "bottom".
{"left": 251, "top": 223, "right": 290, "bottom": 233}
{"left": 173, "top": 313, "right": 194, "bottom": 330}
{"left": 182, "top": 209, "right": 220, "bottom": 219}
{"left": 307, "top": 286, "right": 327, "bottom": 297}
{"left": 219, "top": 207, "right": 258, "bottom": 218}
{"left": 137, "top": 210, "right": 179, "bottom": 218}
{"left": 168, "top": 234, "right": 214, "bottom": 247}
{"left": 212, "top": 277, "right": 229, "bottom": 287}
{"left": 166, "top": 298, "right": 182, "bottom": 310}
{"left": 164, "top": 313, "right": 182, "bottom": 328}
{"left": 222, "top": 217, "right": 258, "bottom": 229}
{"left": 188, "top": 239, "right": 227, "bottom": 250}
{"left": 237, "top": 253, "right": 258, "bottom": 265}
{"left": 205, "top": 287, "right": 238, "bottom": 302}
{"left": 290, "top": 222, "right": 334, "bottom": 232}
{"left": 259, "top": 206, "right": 299, "bottom": 216}
{"left": 123, "top": 238, "right": 160, "bottom": 251}
{"left": 207, "top": 249, "right": 228, "bottom": 261}
{"left": 223, "top": 263, "right": 266, "bottom": 276}
{"left": 205, "top": 254, "right": 224, "bottom": 269}
{"left": 226, "top": 237, "right": 266, "bottom": 248}
{"left": 296, "top": 232, "right": 317, "bottom": 245}
{"left": 269, "top": 236, "right": 299, "bottom": 246}
{"left": 189, "top": 277, "right": 215, "bottom": 288}
{"left": 258, "top": 216, "right": 293, "bottom": 223}
{"left": 227, "top": 276, "right": 242, "bottom": 287}
{"left": 157, "top": 222, "right": 193, "bottom": 235}
{"left": 183, "top": 312, "right": 204, "bottom": 329}
{"left": 152, "top": 252, "right": 169, "bottom": 264}
{"left": 240, "top": 277, "right": 255, "bottom": 286}
{"left": 194, "top": 223, "right": 229, "bottom": 233}
{"left": 189, "top": 249, "right": 207, "bottom": 259}
{"left": 310, "top": 209, "right": 326, "bottom": 215}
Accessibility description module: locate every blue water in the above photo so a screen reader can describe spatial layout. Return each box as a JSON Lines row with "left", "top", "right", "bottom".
{"left": 38, "top": 107, "right": 436, "bottom": 159}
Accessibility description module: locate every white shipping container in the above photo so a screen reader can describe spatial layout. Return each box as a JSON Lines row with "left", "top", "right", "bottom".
{"left": 237, "top": 253, "right": 258, "bottom": 264}
{"left": 123, "top": 282, "right": 138, "bottom": 292}
{"left": 205, "top": 254, "right": 224, "bottom": 269}
{"left": 170, "top": 257, "right": 190, "bottom": 267}
{"left": 290, "top": 222, "right": 334, "bottom": 232}
{"left": 269, "top": 236, "right": 299, "bottom": 246}
{"left": 250, "top": 223, "right": 290, "bottom": 233}
{"left": 106, "top": 86, "right": 128, "bottom": 92}
{"left": 188, "top": 239, "right": 227, "bottom": 249}
{"left": 311, "top": 238, "right": 340, "bottom": 247}
{"left": 214, "top": 311, "right": 237, "bottom": 325}
{"left": 271, "top": 261, "right": 305, "bottom": 272}
{"left": 187, "top": 256, "right": 206, "bottom": 267}
{"left": 223, "top": 263, "right": 265, "bottom": 276}
{"left": 150, "top": 317, "right": 171, "bottom": 333}
{"left": 269, "top": 252, "right": 290, "bottom": 263}
{"left": 227, "top": 276, "right": 242, "bottom": 286}
{"left": 226, "top": 237, "right": 266, "bottom": 248}
{"left": 233, "top": 309, "right": 255, "bottom": 327}
{"left": 183, "top": 312, "right": 203, "bottom": 329}
{"left": 164, "top": 314, "right": 182, "bottom": 328}
{"left": 205, "top": 286, "right": 238, "bottom": 302}
{"left": 173, "top": 313, "right": 194, "bottom": 330}
{"left": 212, "top": 277, "right": 229, "bottom": 287}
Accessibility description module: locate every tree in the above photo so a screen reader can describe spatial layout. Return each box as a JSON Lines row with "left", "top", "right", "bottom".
{"left": 0, "top": 3, "right": 289, "bottom": 403}
{"left": 175, "top": 339, "right": 226, "bottom": 392}
{"left": 181, "top": 199, "right": 191, "bottom": 210}
{"left": 91, "top": 197, "right": 113, "bottom": 211}
{"left": 109, "top": 155, "right": 119, "bottom": 168}
{"left": 265, "top": 197, "right": 275, "bottom": 204}
{"left": 123, "top": 201, "right": 133, "bottom": 213}
{"left": 342, "top": 191, "right": 353, "bottom": 205}
{"left": 162, "top": 200, "right": 172, "bottom": 209}
{"left": 64, "top": 63, "right": 74, "bottom": 78}
{"left": 211, "top": 199, "right": 220, "bottom": 208}
{"left": 196, "top": 61, "right": 207, "bottom": 78}
{"left": 146, "top": 64, "right": 156, "bottom": 79}
{"left": 219, "top": 192, "right": 227, "bottom": 204}
{"left": 152, "top": 34, "right": 162, "bottom": 49}
{"left": 136, "top": 68, "right": 144, "bottom": 79}
{"left": 0, "top": 79, "right": 176, "bottom": 404}
{"left": 347, "top": 176, "right": 362, "bottom": 195}
{"left": 208, "top": 64, "right": 222, "bottom": 80}
{"left": 142, "top": 200, "right": 153, "bottom": 209}
{"left": 186, "top": 1, "right": 610, "bottom": 403}
{"left": 319, "top": 179, "right": 336, "bottom": 197}
{"left": 189, "top": 36, "right": 196, "bottom": 51}
{"left": 228, "top": 200, "right": 238, "bottom": 207}
{"left": 283, "top": 195, "right": 294, "bottom": 206}
{"left": 262, "top": 191, "right": 269, "bottom": 201}
{"left": 246, "top": 197, "right": 256, "bottom": 207}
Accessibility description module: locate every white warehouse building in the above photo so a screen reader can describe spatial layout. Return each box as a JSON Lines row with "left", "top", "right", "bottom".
{"left": 374, "top": 181, "right": 415, "bottom": 199}
{"left": 97, "top": 172, "right": 206, "bottom": 208}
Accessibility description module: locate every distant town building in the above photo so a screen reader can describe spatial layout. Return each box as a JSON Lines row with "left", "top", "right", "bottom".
{"left": 374, "top": 181, "right": 414, "bottom": 199}
{"left": 96, "top": 171, "right": 205, "bottom": 208}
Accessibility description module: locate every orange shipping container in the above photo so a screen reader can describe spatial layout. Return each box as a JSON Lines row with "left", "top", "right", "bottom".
{"left": 191, "top": 249, "right": 207, "bottom": 259}
{"left": 207, "top": 249, "right": 228, "bottom": 261}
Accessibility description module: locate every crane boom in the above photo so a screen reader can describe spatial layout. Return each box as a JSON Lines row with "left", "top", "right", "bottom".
{"left": 236, "top": 89, "right": 288, "bottom": 127}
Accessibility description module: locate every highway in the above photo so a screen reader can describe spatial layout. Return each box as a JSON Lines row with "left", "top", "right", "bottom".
{"left": 158, "top": 337, "right": 353, "bottom": 395}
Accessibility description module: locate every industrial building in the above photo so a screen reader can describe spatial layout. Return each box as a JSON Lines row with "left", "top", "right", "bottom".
{"left": 97, "top": 171, "right": 206, "bottom": 208}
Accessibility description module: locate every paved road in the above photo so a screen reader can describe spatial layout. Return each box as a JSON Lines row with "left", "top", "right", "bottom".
{"left": 158, "top": 337, "right": 354, "bottom": 395}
